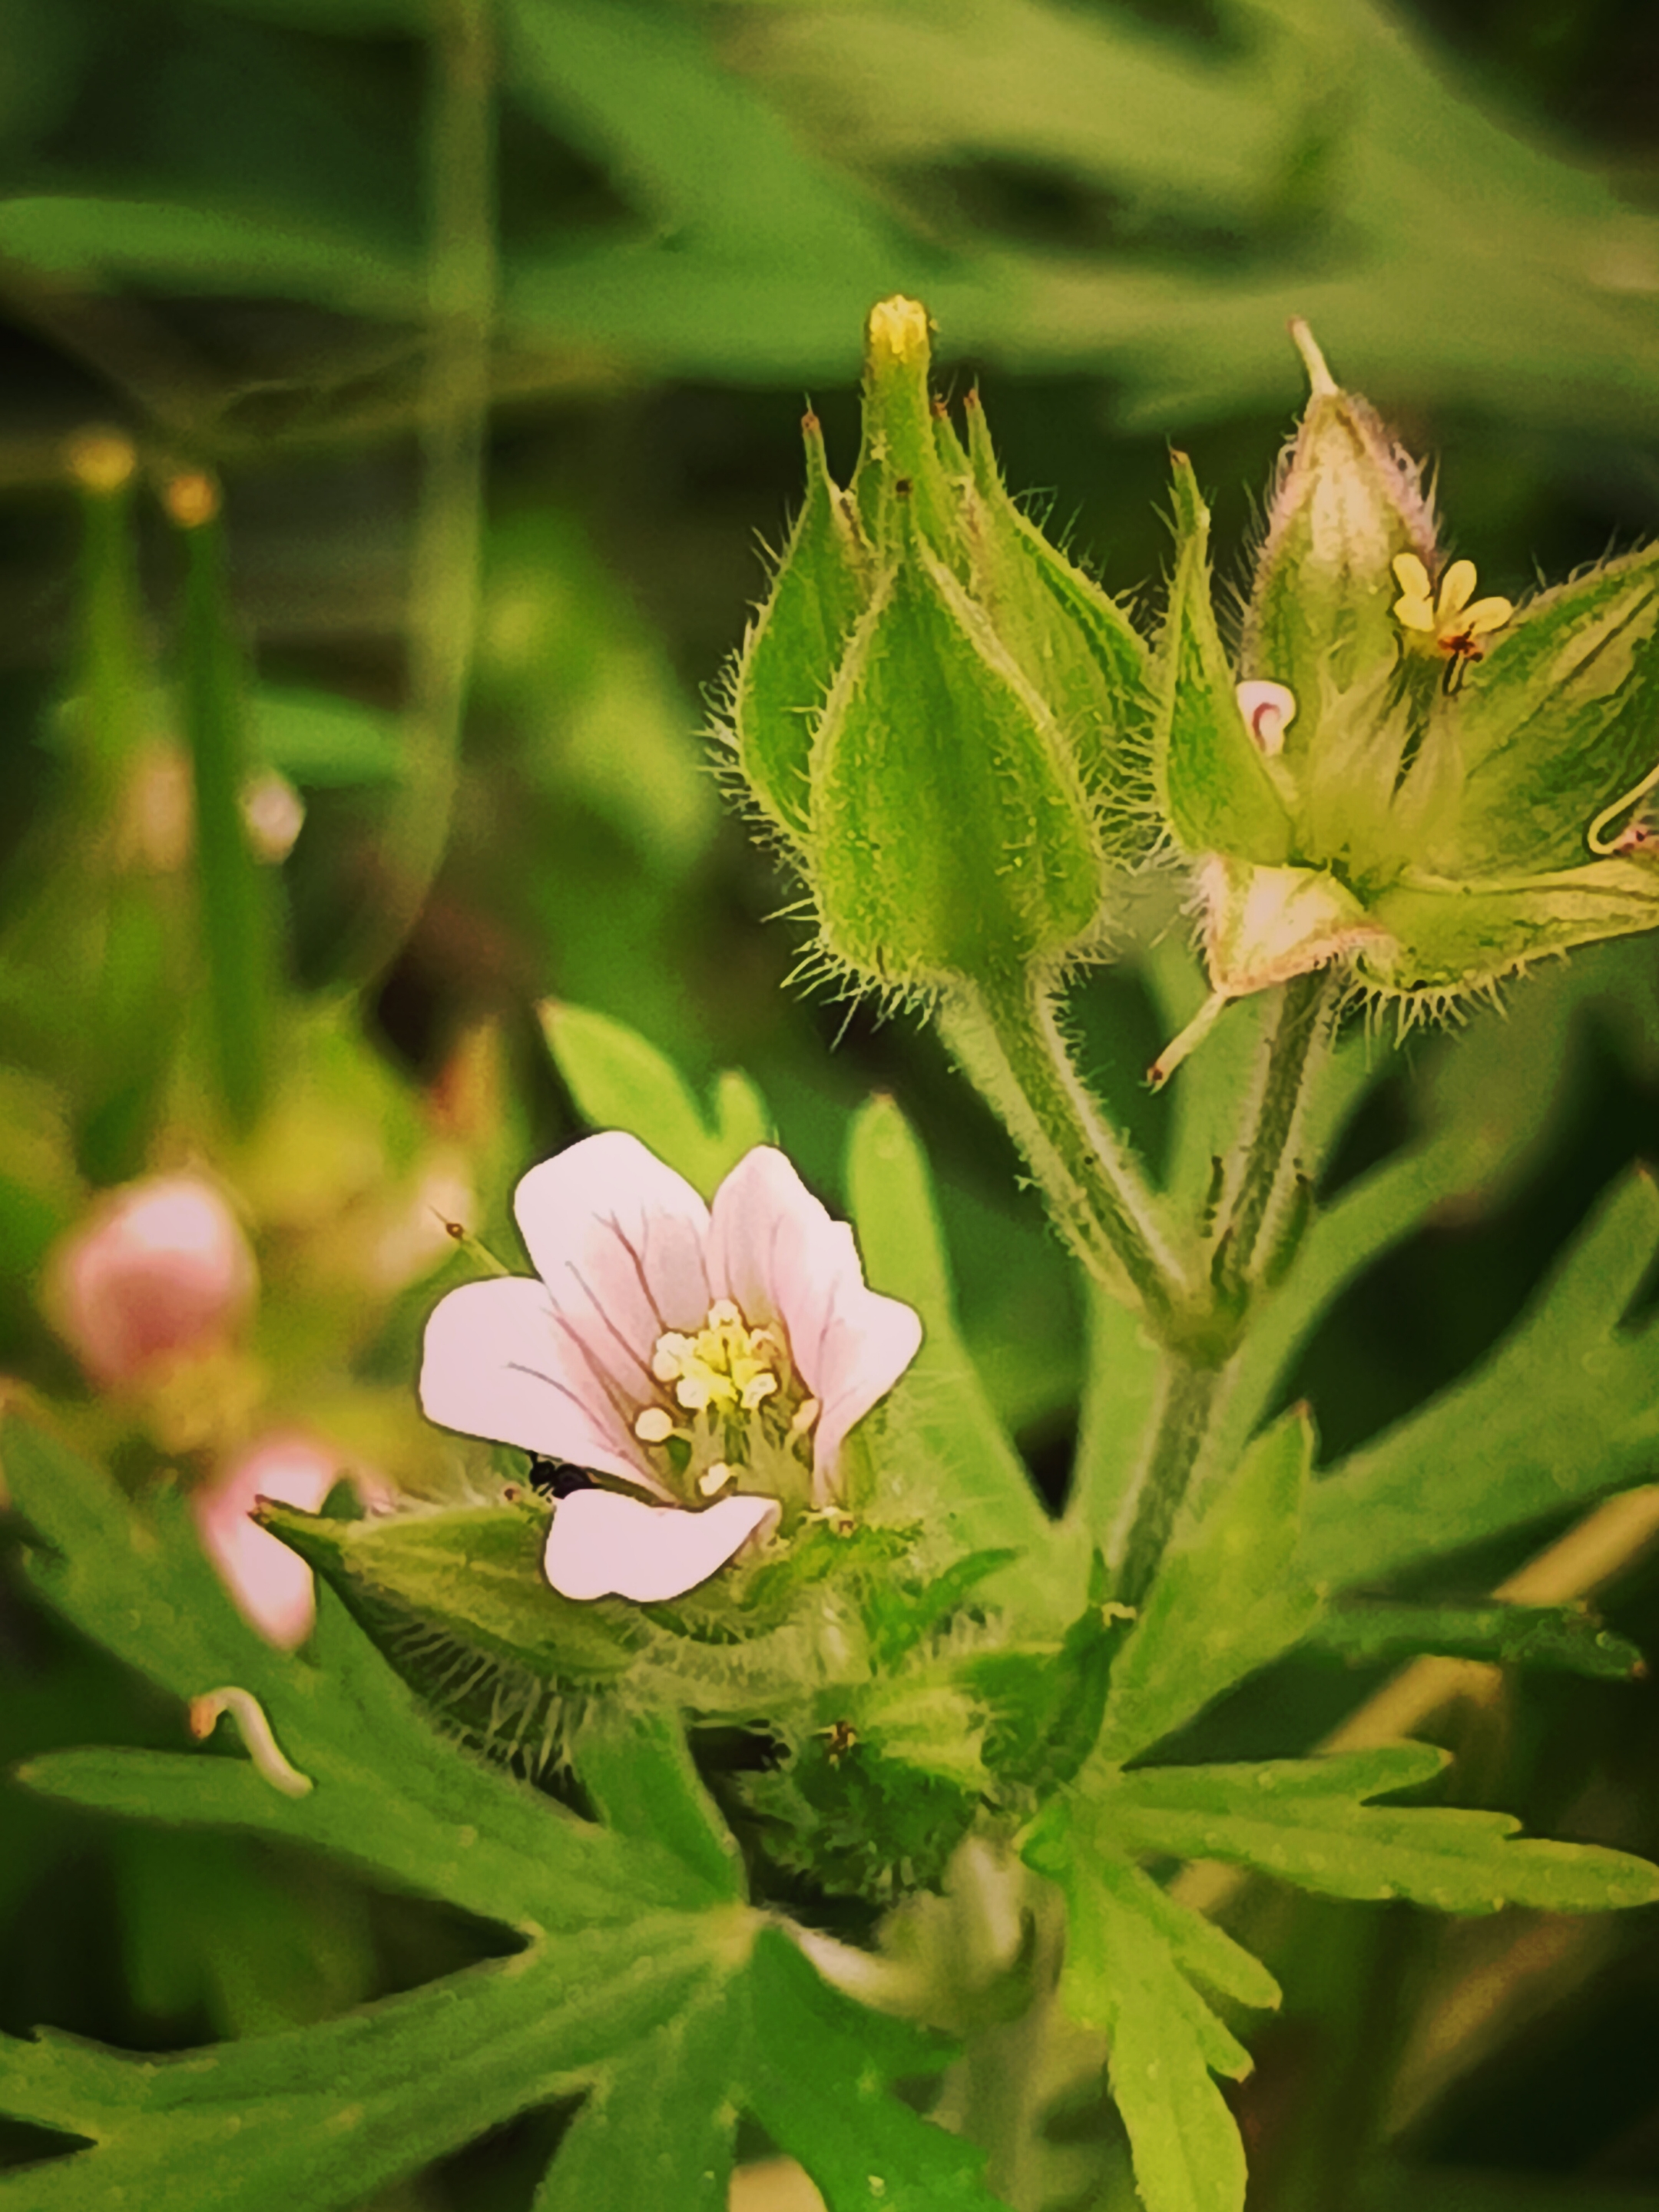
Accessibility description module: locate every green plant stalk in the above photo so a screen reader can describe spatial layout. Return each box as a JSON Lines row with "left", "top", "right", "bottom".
{"left": 75, "top": 473, "right": 144, "bottom": 790}
{"left": 937, "top": 971, "right": 1193, "bottom": 1336}
{"left": 179, "top": 507, "right": 275, "bottom": 1132}
{"left": 352, "top": 0, "right": 495, "bottom": 981}
{"left": 1215, "top": 969, "right": 1336, "bottom": 1300}
{"left": 1111, "top": 971, "right": 1338, "bottom": 1609}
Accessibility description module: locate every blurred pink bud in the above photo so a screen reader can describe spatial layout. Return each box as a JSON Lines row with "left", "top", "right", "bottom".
{"left": 46, "top": 1174, "right": 257, "bottom": 1390}
{"left": 194, "top": 1432, "right": 383, "bottom": 1649}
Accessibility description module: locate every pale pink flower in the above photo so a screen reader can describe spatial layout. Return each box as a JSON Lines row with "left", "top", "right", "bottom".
{"left": 194, "top": 1432, "right": 381, "bottom": 1649}
{"left": 45, "top": 1173, "right": 257, "bottom": 1391}
{"left": 419, "top": 1134, "right": 922, "bottom": 1603}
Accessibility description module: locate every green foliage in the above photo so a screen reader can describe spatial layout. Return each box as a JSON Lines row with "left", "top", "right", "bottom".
{"left": 1303, "top": 1598, "right": 1645, "bottom": 1680}
{"left": 1025, "top": 1813, "right": 1277, "bottom": 2212}
{"left": 1303, "top": 1169, "right": 1659, "bottom": 1588}
{"left": 2, "top": 1419, "right": 1002, "bottom": 2210}
{"left": 1098, "top": 1747, "right": 1659, "bottom": 1914}
{"left": 1097, "top": 1409, "right": 1323, "bottom": 1765}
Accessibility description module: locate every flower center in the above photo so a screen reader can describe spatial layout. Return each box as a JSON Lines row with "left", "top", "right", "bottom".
{"left": 632, "top": 1297, "right": 817, "bottom": 1512}
{"left": 651, "top": 1299, "right": 781, "bottom": 1416}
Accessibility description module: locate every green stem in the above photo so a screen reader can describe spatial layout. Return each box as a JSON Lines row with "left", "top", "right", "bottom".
{"left": 938, "top": 972, "right": 1192, "bottom": 1335}
{"left": 351, "top": 0, "right": 495, "bottom": 980}
{"left": 1216, "top": 968, "right": 1335, "bottom": 1299}
{"left": 1113, "top": 1357, "right": 1227, "bottom": 1611}
{"left": 1112, "top": 969, "right": 1338, "bottom": 1610}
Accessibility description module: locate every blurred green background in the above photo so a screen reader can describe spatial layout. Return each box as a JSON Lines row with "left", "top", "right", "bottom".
{"left": 2, "top": 2, "right": 1659, "bottom": 2207}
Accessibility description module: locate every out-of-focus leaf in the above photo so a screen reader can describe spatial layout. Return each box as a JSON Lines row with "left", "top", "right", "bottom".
{"left": 539, "top": 1002, "right": 771, "bottom": 1198}
{"left": 1096, "top": 1409, "right": 1322, "bottom": 1764}
{"left": 1065, "top": 1280, "right": 1162, "bottom": 1561}
{"left": 1303, "top": 1171, "right": 1659, "bottom": 1589}
{"left": 1101, "top": 1744, "right": 1659, "bottom": 1913}
{"left": 0, "top": 197, "right": 416, "bottom": 315}
{"left": 846, "top": 1094, "right": 1068, "bottom": 1621}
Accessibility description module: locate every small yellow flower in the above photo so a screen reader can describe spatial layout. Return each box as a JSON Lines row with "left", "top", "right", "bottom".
{"left": 1392, "top": 554, "right": 1513, "bottom": 661}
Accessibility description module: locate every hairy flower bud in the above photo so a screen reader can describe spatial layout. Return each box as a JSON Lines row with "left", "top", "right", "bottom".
{"left": 728, "top": 297, "right": 1153, "bottom": 993}
{"left": 1153, "top": 325, "right": 1659, "bottom": 1073}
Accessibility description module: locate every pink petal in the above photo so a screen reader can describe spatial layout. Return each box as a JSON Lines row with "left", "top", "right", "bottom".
{"left": 708, "top": 1148, "right": 922, "bottom": 1492}
{"left": 707, "top": 1147, "right": 848, "bottom": 1346}
{"left": 419, "top": 1275, "right": 657, "bottom": 1488}
{"left": 512, "top": 1134, "right": 712, "bottom": 1400}
{"left": 542, "top": 1488, "right": 779, "bottom": 1602}
{"left": 809, "top": 1293, "right": 925, "bottom": 1494}
{"left": 194, "top": 1434, "right": 340, "bottom": 1649}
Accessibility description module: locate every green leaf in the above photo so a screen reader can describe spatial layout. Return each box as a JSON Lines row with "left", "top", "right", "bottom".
{"left": 1154, "top": 456, "right": 1291, "bottom": 865}
{"left": 0, "top": 1922, "right": 726, "bottom": 2212}
{"left": 1305, "top": 1598, "right": 1645, "bottom": 1681}
{"left": 846, "top": 1095, "right": 1067, "bottom": 1619}
{"left": 5, "top": 1420, "right": 703, "bottom": 1927}
{"left": 1026, "top": 1805, "right": 1261, "bottom": 2212}
{"left": 568, "top": 1709, "right": 743, "bottom": 1900}
{"left": 0, "top": 196, "right": 416, "bottom": 314}
{"left": 1303, "top": 1169, "right": 1659, "bottom": 1589}
{"left": 1097, "top": 1409, "right": 1323, "bottom": 1764}
{"left": 1063, "top": 1280, "right": 1163, "bottom": 1562}
{"left": 539, "top": 1001, "right": 771, "bottom": 1198}
{"left": 3, "top": 1421, "right": 998, "bottom": 2210}
{"left": 1102, "top": 1745, "right": 1659, "bottom": 1913}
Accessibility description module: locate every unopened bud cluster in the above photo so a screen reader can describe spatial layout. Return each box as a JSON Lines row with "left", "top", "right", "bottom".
{"left": 728, "top": 298, "right": 1659, "bottom": 1061}
{"left": 726, "top": 296, "right": 1154, "bottom": 994}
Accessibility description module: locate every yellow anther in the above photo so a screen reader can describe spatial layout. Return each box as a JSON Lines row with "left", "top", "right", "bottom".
{"left": 698, "top": 1462, "right": 737, "bottom": 1498}
{"left": 634, "top": 1406, "right": 677, "bottom": 1444}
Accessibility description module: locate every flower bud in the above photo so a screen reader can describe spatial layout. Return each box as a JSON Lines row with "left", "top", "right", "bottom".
{"left": 1241, "top": 321, "right": 1438, "bottom": 746}
{"left": 44, "top": 1172, "right": 256, "bottom": 1390}
{"left": 727, "top": 297, "right": 1153, "bottom": 992}
{"left": 1152, "top": 325, "right": 1659, "bottom": 1065}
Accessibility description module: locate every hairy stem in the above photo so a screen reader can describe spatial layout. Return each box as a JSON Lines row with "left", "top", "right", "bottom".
{"left": 1112, "top": 1357, "right": 1227, "bottom": 1611}
{"left": 1216, "top": 968, "right": 1335, "bottom": 1296}
{"left": 938, "top": 972, "right": 1193, "bottom": 1336}
{"left": 1112, "top": 969, "right": 1339, "bottom": 1611}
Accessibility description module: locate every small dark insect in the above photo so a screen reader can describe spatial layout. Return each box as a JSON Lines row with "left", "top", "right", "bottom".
{"left": 527, "top": 1457, "right": 598, "bottom": 1501}
{"left": 819, "top": 1719, "right": 859, "bottom": 1765}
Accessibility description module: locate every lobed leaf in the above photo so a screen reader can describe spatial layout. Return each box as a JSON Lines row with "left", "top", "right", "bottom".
{"left": 1097, "top": 1409, "right": 1323, "bottom": 1764}
{"left": 1102, "top": 1747, "right": 1659, "bottom": 1914}
{"left": 1303, "top": 1169, "right": 1659, "bottom": 1590}
{"left": 846, "top": 1095, "right": 1067, "bottom": 1620}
